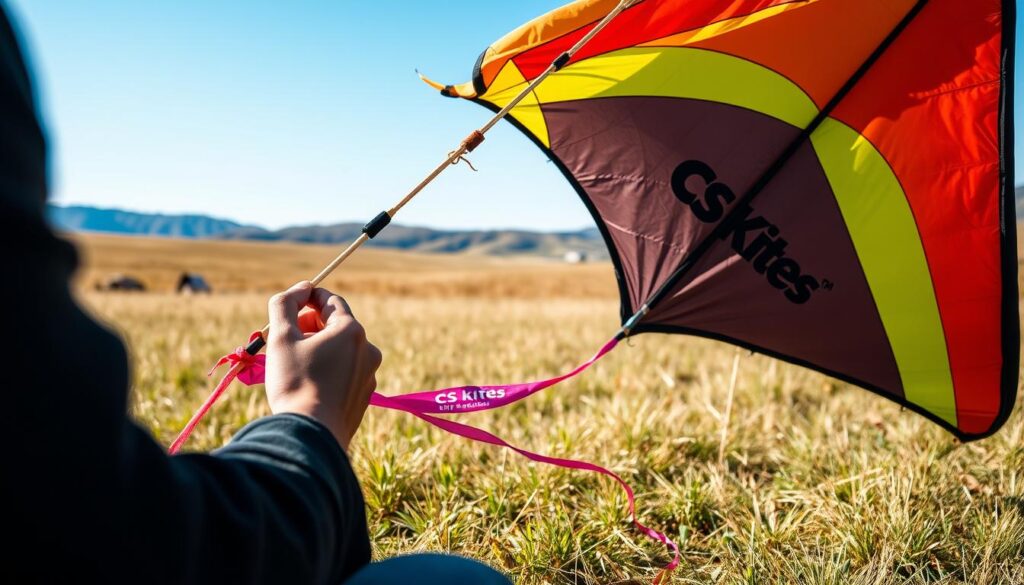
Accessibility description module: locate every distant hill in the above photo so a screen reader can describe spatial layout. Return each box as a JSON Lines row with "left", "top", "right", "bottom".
{"left": 47, "top": 204, "right": 609, "bottom": 259}
{"left": 48, "top": 205, "right": 251, "bottom": 239}
{"left": 1017, "top": 186, "right": 1024, "bottom": 220}
{"left": 221, "top": 222, "right": 608, "bottom": 258}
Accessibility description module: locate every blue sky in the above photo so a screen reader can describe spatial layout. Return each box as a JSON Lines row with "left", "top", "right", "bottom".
{"left": 6, "top": 1, "right": 1024, "bottom": 231}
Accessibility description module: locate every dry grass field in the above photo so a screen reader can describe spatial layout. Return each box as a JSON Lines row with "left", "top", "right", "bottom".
{"left": 71, "top": 232, "right": 1023, "bottom": 584}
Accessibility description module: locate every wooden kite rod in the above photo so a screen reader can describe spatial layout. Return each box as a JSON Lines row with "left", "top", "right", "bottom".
{"left": 248, "top": 0, "right": 641, "bottom": 351}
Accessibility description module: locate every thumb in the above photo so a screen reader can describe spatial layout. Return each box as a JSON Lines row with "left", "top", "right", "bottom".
{"left": 268, "top": 281, "right": 314, "bottom": 340}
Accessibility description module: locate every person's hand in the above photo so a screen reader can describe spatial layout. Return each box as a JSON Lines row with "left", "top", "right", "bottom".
{"left": 264, "top": 281, "right": 382, "bottom": 451}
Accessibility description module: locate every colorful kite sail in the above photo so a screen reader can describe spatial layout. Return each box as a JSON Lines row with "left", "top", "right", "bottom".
{"left": 424, "top": 0, "right": 1018, "bottom": 440}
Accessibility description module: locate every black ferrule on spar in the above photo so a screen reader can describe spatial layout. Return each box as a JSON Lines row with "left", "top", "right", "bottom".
{"left": 362, "top": 211, "right": 392, "bottom": 239}
{"left": 553, "top": 52, "right": 571, "bottom": 70}
{"left": 244, "top": 336, "right": 266, "bottom": 356}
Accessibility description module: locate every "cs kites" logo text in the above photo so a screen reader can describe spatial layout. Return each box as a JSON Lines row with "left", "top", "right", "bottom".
{"left": 671, "top": 160, "right": 821, "bottom": 304}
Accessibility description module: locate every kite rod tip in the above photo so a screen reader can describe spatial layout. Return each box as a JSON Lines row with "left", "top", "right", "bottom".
{"left": 417, "top": 69, "right": 446, "bottom": 90}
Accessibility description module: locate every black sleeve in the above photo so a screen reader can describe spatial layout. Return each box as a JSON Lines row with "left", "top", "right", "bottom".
{"left": 0, "top": 3, "right": 370, "bottom": 583}
{"left": 120, "top": 415, "right": 372, "bottom": 584}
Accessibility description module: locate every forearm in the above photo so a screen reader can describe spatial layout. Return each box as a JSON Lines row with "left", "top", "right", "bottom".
{"left": 118, "top": 415, "right": 371, "bottom": 584}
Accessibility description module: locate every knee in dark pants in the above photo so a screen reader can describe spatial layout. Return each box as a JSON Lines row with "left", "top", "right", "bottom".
{"left": 345, "top": 553, "right": 512, "bottom": 584}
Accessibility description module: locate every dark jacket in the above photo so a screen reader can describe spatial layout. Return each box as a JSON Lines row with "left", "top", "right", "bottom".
{"left": 0, "top": 4, "right": 371, "bottom": 583}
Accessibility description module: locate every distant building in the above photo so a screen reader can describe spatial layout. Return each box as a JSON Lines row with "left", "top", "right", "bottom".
{"left": 176, "top": 273, "right": 212, "bottom": 294}
{"left": 96, "top": 274, "right": 146, "bottom": 292}
{"left": 563, "top": 250, "right": 588, "bottom": 264}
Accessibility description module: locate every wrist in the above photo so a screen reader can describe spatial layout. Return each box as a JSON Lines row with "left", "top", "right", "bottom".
{"left": 268, "top": 398, "right": 348, "bottom": 450}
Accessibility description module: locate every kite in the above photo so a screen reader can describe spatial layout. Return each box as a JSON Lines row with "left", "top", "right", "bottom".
{"left": 421, "top": 0, "right": 1019, "bottom": 440}
{"left": 171, "top": 0, "right": 1017, "bottom": 580}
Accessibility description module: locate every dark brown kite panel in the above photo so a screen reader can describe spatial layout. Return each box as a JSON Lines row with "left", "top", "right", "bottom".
{"left": 545, "top": 96, "right": 903, "bottom": 398}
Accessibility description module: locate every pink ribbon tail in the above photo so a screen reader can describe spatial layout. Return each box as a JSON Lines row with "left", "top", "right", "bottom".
{"left": 168, "top": 333, "right": 266, "bottom": 455}
{"left": 372, "top": 392, "right": 680, "bottom": 582}
{"left": 169, "top": 334, "right": 678, "bottom": 581}
{"left": 368, "top": 337, "right": 619, "bottom": 414}
{"left": 370, "top": 336, "right": 679, "bottom": 582}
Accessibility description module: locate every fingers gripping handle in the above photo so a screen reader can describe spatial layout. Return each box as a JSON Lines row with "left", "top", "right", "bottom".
{"left": 246, "top": 208, "right": 393, "bottom": 350}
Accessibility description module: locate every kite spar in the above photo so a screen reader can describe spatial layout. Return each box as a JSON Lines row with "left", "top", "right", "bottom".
{"left": 168, "top": 0, "right": 644, "bottom": 455}
{"left": 258, "top": 0, "right": 643, "bottom": 352}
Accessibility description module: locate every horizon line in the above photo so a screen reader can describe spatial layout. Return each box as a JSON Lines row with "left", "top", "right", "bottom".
{"left": 47, "top": 201, "right": 602, "bottom": 235}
